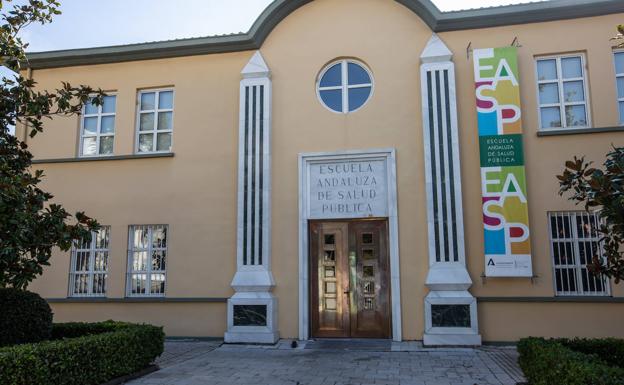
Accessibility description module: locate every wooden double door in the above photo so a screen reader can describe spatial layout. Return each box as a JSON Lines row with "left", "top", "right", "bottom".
{"left": 310, "top": 219, "right": 391, "bottom": 339}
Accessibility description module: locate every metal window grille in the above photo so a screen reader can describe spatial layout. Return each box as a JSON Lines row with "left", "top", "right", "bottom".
{"left": 548, "top": 211, "right": 610, "bottom": 296}
{"left": 69, "top": 227, "right": 110, "bottom": 296}
{"left": 127, "top": 225, "right": 167, "bottom": 296}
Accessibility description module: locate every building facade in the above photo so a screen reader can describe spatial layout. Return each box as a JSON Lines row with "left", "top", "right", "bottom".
{"left": 20, "top": 0, "right": 624, "bottom": 345}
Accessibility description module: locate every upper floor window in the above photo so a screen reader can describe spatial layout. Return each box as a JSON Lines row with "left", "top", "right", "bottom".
{"left": 536, "top": 54, "right": 590, "bottom": 130}
{"left": 548, "top": 211, "right": 609, "bottom": 296}
{"left": 614, "top": 51, "right": 624, "bottom": 124}
{"left": 317, "top": 59, "right": 373, "bottom": 114}
{"left": 80, "top": 95, "right": 116, "bottom": 156}
{"left": 136, "top": 89, "right": 174, "bottom": 153}
{"left": 127, "top": 225, "right": 167, "bottom": 296}
{"left": 70, "top": 227, "right": 110, "bottom": 297}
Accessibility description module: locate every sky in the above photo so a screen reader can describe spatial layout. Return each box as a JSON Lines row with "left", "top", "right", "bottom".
{"left": 0, "top": 0, "right": 543, "bottom": 136}
{"left": 15, "top": 0, "right": 542, "bottom": 52}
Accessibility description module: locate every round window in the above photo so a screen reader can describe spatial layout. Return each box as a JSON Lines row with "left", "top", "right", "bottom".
{"left": 317, "top": 59, "right": 373, "bottom": 113}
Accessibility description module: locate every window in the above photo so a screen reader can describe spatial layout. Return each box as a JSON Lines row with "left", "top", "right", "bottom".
{"left": 80, "top": 95, "right": 116, "bottom": 156}
{"left": 613, "top": 51, "right": 624, "bottom": 124}
{"left": 136, "top": 89, "right": 174, "bottom": 153}
{"left": 536, "top": 54, "right": 590, "bottom": 130}
{"left": 548, "top": 212, "right": 609, "bottom": 296}
{"left": 317, "top": 59, "right": 373, "bottom": 114}
{"left": 69, "top": 227, "right": 110, "bottom": 296}
{"left": 127, "top": 225, "right": 167, "bottom": 296}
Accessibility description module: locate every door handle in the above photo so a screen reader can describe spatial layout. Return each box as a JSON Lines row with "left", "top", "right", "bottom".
{"left": 343, "top": 289, "right": 350, "bottom": 294}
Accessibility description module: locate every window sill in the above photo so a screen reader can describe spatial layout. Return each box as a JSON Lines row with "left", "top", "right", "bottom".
{"left": 46, "top": 296, "right": 227, "bottom": 303}
{"left": 477, "top": 296, "right": 623, "bottom": 303}
{"left": 32, "top": 152, "right": 174, "bottom": 164}
{"left": 536, "top": 126, "right": 624, "bottom": 137}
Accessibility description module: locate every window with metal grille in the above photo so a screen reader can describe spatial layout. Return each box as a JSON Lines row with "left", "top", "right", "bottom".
{"left": 127, "top": 225, "right": 167, "bottom": 296}
{"left": 69, "top": 227, "right": 110, "bottom": 296}
{"left": 548, "top": 211, "right": 609, "bottom": 296}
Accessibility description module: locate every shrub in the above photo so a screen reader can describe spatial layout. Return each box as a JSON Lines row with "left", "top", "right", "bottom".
{"left": 0, "top": 288, "right": 53, "bottom": 346}
{"left": 0, "top": 321, "right": 164, "bottom": 385}
{"left": 50, "top": 320, "right": 134, "bottom": 339}
{"left": 518, "top": 337, "right": 624, "bottom": 385}
{"left": 558, "top": 338, "right": 624, "bottom": 369}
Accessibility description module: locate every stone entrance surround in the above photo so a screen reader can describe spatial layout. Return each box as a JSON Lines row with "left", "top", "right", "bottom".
{"left": 129, "top": 339, "right": 525, "bottom": 385}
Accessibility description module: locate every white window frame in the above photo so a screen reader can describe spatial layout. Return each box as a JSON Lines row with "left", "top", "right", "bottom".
{"left": 135, "top": 88, "right": 174, "bottom": 154}
{"left": 535, "top": 54, "right": 591, "bottom": 131}
{"left": 613, "top": 49, "right": 624, "bottom": 125}
{"left": 316, "top": 59, "right": 374, "bottom": 114}
{"left": 548, "top": 211, "right": 610, "bottom": 297}
{"left": 69, "top": 227, "right": 110, "bottom": 297}
{"left": 79, "top": 94, "right": 116, "bottom": 157}
{"left": 126, "top": 225, "right": 168, "bottom": 297}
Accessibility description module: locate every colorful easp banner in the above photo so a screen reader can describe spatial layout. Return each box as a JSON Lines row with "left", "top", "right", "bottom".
{"left": 473, "top": 46, "right": 533, "bottom": 277}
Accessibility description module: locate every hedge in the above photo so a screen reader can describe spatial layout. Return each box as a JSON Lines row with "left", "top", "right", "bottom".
{"left": 0, "top": 321, "right": 164, "bottom": 385}
{"left": 518, "top": 337, "right": 624, "bottom": 385}
{"left": 558, "top": 338, "right": 624, "bottom": 369}
{"left": 0, "top": 288, "right": 53, "bottom": 346}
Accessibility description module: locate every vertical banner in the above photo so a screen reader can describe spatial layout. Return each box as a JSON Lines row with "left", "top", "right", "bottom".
{"left": 473, "top": 47, "right": 533, "bottom": 277}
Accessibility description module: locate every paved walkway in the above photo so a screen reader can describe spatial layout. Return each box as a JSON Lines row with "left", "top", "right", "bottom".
{"left": 130, "top": 340, "right": 525, "bottom": 385}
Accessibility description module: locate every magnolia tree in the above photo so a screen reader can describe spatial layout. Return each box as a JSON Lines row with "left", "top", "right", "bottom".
{"left": 611, "top": 24, "right": 624, "bottom": 47}
{"left": 0, "top": 0, "right": 102, "bottom": 289}
{"left": 558, "top": 147, "right": 624, "bottom": 283}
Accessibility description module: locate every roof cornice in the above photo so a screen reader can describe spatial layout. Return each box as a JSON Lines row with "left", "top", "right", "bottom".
{"left": 24, "top": 0, "right": 624, "bottom": 70}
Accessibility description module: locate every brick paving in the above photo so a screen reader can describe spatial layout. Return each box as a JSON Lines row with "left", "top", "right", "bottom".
{"left": 129, "top": 340, "right": 525, "bottom": 385}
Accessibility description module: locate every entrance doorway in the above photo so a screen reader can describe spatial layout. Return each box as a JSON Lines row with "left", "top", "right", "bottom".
{"left": 310, "top": 219, "right": 391, "bottom": 338}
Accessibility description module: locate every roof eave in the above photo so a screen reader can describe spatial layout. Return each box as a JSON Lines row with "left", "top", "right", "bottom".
{"left": 434, "top": 0, "right": 624, "bottom": 32}
{"left": 23, "top": 0, "right": 624, "bottom": 70}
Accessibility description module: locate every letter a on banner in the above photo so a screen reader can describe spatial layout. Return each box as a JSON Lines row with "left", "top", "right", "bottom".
{"left": 473, "top": 46, "right": 533, "bottom": 277}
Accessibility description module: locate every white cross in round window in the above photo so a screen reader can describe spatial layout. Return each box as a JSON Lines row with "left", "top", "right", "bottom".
{"left": 317, "top": 59, "right": 373, "bottom": 113}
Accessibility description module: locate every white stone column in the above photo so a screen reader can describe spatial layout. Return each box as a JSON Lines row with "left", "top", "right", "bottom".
{"left": 225, "top": 51, "right": 279, "bottom": 344}
{"left": 420, "top": 34, "right": 481, "bottom": 346}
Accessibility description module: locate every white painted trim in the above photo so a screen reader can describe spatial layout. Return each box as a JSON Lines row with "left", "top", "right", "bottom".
{"left": 298, "top": 148, "right": 401, "bottom": 341}
{"left": 78, "top": 94, "right": 117, "bottom": 157}
{"left": 535, "top": 53, "right": 591, "bottom": 131}
{"left": 612, "top": 50, "right": 624, "bottom": 125}
{"left": 134, "top": 88, "right": 175, "bottom": 154}
{"left": 316, "top": 59, "right": 374, "bottom": 114}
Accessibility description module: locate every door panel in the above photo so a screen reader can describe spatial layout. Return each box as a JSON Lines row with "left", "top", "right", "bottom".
{"left": 310, "top": 220, "right": 390, "bottom": 339}
{"left": 349, "top": 220, "right": 391, "bottom": 338}
{"left": 310, "top": 222, "right": 350, "bottom": 338}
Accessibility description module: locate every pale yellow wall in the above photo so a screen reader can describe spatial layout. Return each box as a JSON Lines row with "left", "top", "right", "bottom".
{"left": 439, "top": 14, "right": 624, "bottom": 300}
{"left": 26, "top": 52, "right": 251, "bottom": 302}
{"left": 50, "top": 303, "right": 226, "bottom": 337}
{"left": 479, "top": 302, "right": 624, "bottom": 341}
{"left": 22, "top": 0, "right": 624, "bottom": 340}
